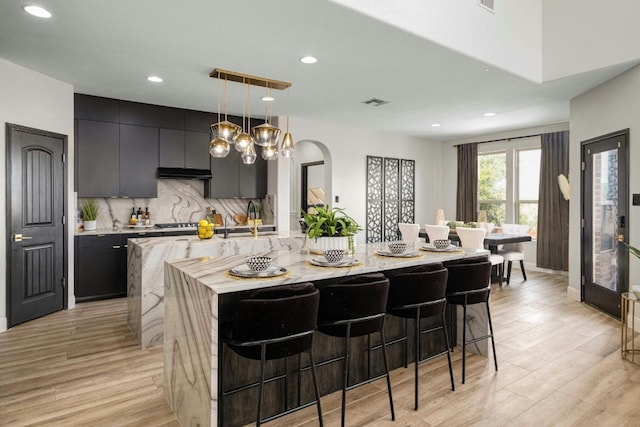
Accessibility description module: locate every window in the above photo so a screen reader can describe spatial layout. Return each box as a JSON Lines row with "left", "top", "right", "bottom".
{"left": 478, "top": 151, "right": 506, "bottom": 225}
{"left": 516, "top": 148, "right": 540, "bottom": 237}
{"left": 477, "top": 142, "right": 541, "bottom": 237}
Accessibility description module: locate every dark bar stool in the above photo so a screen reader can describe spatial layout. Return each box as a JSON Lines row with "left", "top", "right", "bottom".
{"left": 445, "top": 259, "right": 497, "bottom": 384}
{"left": 221, "top": 282, "right": 323, "bottom": 426}
{"left": 386, "top": 263, "right": 455, "bottom": 410}
{"left": 316, "top": 273, "right": 395, "bottom": 427}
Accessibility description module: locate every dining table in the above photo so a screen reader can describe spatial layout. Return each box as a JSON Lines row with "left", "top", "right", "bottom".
{"left": 419, "top": 230, "right": 532, "bottom": 281}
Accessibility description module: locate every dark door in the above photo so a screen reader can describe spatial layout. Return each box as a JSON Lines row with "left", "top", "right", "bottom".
{"left": 7, "top": 124, "right": 66, "bottom": 327}
{"left": 582, "top": 129, "right": 629, "bottom": 318}
{"left": 301, "top": 161, "right": 325, "bottom": 213}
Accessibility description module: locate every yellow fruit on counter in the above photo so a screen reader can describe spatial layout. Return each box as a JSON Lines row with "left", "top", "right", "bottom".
{"left": 198, "top": 219, "right": 209, "bottom": 227}
{"left": 206, "top": 224, "right": 214, "bottom": 231}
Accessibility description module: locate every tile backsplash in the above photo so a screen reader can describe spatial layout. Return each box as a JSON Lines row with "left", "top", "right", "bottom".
{"left": 78, "top": 179, "right": 274, "bottom": 229}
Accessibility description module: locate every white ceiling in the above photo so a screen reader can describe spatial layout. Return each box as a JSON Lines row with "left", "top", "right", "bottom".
{"left": 0, "top": 0, "right": 637, "bottom": 141}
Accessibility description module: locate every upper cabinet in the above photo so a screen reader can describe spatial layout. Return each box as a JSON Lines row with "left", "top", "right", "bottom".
{"left": 74, "top": 94, "right": 267, "bottom": 199}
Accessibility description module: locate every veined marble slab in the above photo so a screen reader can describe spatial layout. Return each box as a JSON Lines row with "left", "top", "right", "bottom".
{"left": 162, "top": 242, "right": 489, "bottom": 427}
{"left": 127, "top": 232, "right": 305, "bottom": 348}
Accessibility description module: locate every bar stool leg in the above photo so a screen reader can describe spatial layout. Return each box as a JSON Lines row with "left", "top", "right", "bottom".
{"left": 404, "top": 318, "right": 409, "bottom": 368}
{"left": 462, "top": 300, "right": 467, "bottom": 384}
{"left": 441, "top": 310, "right": 455, "bottom": 391}
{"left": 414, "top": 310, "right": 420, "bottom": 410}
{"left": 486, "top": 299, "right": 498, "bottom": 372}
{"left": 257, "top": 343, "right": 267, "bottom": 426}
{"left": 341, "top": 324, "right": 352, "bottom": 427}
{"left": 308, "top": 350, "right": 324, "bottom": 427}
{"left": 380, "top": 326, "right": 396, "bottom": 421}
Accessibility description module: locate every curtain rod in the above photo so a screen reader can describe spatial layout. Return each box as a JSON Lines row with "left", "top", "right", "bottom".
{"left": 453, "top": 133, "right": 542, "bottom": 147}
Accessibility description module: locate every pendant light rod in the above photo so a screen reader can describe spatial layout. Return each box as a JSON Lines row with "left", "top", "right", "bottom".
{"left": 210, "top": 68, "right": 291, "bottom": 90}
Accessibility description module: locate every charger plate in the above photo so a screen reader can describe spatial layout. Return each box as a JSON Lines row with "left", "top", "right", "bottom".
{"left": 420, "top": 244, "right": 464, "bottom": 253}
{"left": 308, "top": 257, "right": 359, "bottom": 268}
{"left": 375, "top": 250, "right": 422, "bottom": 258}
{"left": 228, "top": 264, "right": 288, "bottom": 278}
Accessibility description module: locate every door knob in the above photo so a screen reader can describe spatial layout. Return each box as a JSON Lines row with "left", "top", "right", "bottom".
{"left": 13, "top": 234, "right": 32, "bottom": 242}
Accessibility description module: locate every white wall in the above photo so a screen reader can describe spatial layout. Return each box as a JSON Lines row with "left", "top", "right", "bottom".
{"left": 0, "top": 58, "right": 75, "bottom": 331}
{"left": 542, "top": 0, "right": 640, "bottom": 81}
{"left": 569, "top": 64, "right": 640, "bottom": 300}
{"left": 332, "top": 0, "right": 543, "bottom": 82}
{"left": 277, "top": 116, "right": 441, "bottom": 243}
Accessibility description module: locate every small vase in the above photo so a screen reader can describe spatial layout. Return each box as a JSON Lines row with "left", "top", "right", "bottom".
{"left": 84, "top": 220, "right": 97, "bottom": 231}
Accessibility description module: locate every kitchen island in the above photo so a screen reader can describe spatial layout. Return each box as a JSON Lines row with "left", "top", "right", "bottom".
{"left": 127, "top": 231, "right": 305, "bottom": 348}
{"left": 163, "top": 242, "right": 488, "bottom": 426}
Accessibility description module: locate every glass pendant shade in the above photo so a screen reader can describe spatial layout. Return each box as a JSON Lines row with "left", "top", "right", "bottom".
{"left": 209, "top": 137, "right": 230, "bottom": 158}
{"left": 211, "top": 121, "right": 241, "bottom": 144}
{"left": 280, "top": 132, "right": 295, "bottom": 158}
{"left": 261, "top": 144, "right": 278, "bottom": 161}
{"left": 241, "top": 142, "right": 257, "bottom": 164}
{"left": 234, "top": 132, "right": 252, "bottom": 152}
{"left": 251, "top": 123, "right": 281, "bottom": 147}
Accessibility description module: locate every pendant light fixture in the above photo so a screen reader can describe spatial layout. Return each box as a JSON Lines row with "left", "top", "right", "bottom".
{"left": 280, "top": 87, "right": 295, "bottom": 158}
{"left": 210, "top": 73, "right": 240, "bottom": 147}
{"left": 209, "top": 68, "right": 294, "bottom": 161}
{"left": 234, "top": 80, "right": 253, "bottom": 153}
{"left": 252, "top": 84, "right": 281, "bottom": 147}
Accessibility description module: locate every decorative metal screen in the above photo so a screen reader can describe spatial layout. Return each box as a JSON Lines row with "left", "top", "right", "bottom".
{"left": 366, "top": 156, "right": 415, "bottom": 242}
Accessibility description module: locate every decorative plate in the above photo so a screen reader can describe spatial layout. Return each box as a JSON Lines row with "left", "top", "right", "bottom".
{"left": 309, "top": 257, "right": 359, "bottom": 267}
{"left": 420, "top": 244, "right": 463, "bottom": 253}
{"left": 229, "top": 265, "right": 288, "bottom": 278}
{"left": 375, "top": 250, "right": 421, "bottom": 258}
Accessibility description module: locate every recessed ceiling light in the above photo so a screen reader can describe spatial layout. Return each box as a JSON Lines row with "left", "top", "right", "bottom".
{"left": 483, "top": 112, "right": 496, "bottom": 117}
{"left": 146, "top": 75, "right": 163, "bottom": 83}
{"left": 23, "top": 5, "right": 52, "bottom": 18}
{"left": 261, "top": 96, "right": 274, "bottom": 102}
{"left": 431, "top": 123, "right": 441, "bottom": 127}
{"left": 300, "top": 56, "right": 317, "bottom": 64}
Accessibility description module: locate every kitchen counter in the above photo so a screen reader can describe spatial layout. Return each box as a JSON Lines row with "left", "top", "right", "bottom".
{"left": 75, "top": 223, "right": 276, "bottom": 236}
{"left": 126, "top": 231, "right": 303, "bottom": 348}
{"left": 162, "top": 242, "right": 488, "bottom": 426}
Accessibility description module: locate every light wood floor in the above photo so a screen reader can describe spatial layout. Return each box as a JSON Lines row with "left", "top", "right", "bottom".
{"left": 1, "top": 271, "right": 639, "bottom": 426}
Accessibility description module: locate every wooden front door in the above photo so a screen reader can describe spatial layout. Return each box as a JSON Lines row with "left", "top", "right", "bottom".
{"left": 7, "top": 124, "right": 67, "bottom": 327}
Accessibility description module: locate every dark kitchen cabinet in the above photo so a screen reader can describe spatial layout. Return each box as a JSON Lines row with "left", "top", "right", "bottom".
{"left": 185, "top": 131, "right": 211, "bottom": 170}
{"left": 159, "top": 128, "right": 186, "bottom": 168}
{"left": 210, "top": 147, "right": 268, "bottom": 199}
{"left": 75, "top": 234, "right": 125, "bottom": 301}
{"left": 119, "top": 124, "right": 159, "bottom": 197}
{"left": 76, "top": 119, "right": 120, "bottom": 197}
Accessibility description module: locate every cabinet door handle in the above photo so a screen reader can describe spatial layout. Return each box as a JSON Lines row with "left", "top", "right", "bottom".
{"left": 124, "top": 244, "right": 128, "bottom": 248}
{"left": 112, "top": 245, "right": 121, "bottom": 249}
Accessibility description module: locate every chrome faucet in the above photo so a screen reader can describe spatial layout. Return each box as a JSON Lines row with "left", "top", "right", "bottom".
{"left": 247, "top": 200, "right": 258, "bottom": 239}
{"left": 223, "top": 214, "right": 232, "bottom": 239}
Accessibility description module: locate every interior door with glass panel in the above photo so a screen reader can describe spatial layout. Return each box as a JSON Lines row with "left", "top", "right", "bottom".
{"left": 582, "top": 130, "right": 628, "bottom": 318}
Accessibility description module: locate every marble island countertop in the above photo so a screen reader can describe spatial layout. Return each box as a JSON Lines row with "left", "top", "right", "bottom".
{"left": 166, "top": 243, "right": 488, "bottom": 295}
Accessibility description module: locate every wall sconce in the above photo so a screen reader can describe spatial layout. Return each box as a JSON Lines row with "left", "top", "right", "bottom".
{"left": 209, "top": 68, "right": 294, "bottom": 161}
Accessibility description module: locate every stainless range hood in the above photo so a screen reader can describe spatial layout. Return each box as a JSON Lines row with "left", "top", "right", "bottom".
{"left": 157, "top": 167, "right": 212, "bottom": 179}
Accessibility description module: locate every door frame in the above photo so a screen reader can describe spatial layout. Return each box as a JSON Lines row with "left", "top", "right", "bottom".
{"left": 580, "top": 128, "right": 629, "bottom": 318}
{"left": 300, "top": 160, "right": 324, "bottom": 214}
{"left": 6, "top": 123, "right": 68, "bottom": 327}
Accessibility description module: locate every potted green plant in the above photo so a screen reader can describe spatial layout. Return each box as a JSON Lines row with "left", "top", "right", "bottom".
{"left": 81, "top": 199, "right": 99, "bottom": 231}
{"left": 301, "top": 206, "right": 362, "bottom": 254}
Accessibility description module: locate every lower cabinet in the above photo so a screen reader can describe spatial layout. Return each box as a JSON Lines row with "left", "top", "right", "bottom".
{"left": 75, "top": 231, "right": 165, "bottom": 302}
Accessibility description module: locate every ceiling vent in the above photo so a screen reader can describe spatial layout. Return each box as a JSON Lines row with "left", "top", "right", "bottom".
{"left": 479, "top": 0, "right": 494, "bottom": 12}
{"left": 362, "top": 98, "right": 389, "bottom": 107}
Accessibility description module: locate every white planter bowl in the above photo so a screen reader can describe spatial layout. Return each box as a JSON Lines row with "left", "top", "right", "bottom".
{"left": 307, "top": 236, "right": 351, "bottom": 254}
{"left": 84, "top": 220, "right": 97, "bottom": 231}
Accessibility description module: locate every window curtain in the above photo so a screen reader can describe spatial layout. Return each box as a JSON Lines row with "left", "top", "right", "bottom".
{"left": 537, "top": 131, "right": 569, "bottom": 270}
{"left": 456, "top": 143, "right": 478, "bottom": 223}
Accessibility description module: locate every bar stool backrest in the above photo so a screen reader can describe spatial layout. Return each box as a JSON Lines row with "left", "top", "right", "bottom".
{"left": 318, "top": 273, "right": 390, "bottom": 338}
{"left": 230, "top": 282, "right": 319, "bottom": 360}
{"left": 388, "top": 266, "right": 448, "bottom": 319}
{"left": 445, "top": 261, "right": 492, "bottom": 305}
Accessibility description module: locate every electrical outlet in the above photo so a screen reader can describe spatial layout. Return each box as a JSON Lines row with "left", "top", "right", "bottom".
{"left": 633, "top": 194, "right": 640, "bottom": 206}
{"left": 335, "top": 195, "right": 340, "bottom": 203}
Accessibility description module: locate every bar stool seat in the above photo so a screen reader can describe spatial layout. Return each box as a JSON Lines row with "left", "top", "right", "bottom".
{"left": 221, "top": 282, "right": 323, "bottom": 426}
{"left": 316, "top": 273, "right": 395, "bottom": 427}
{"left": 386, "top": 263, "right": 455, "bottom": 410}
